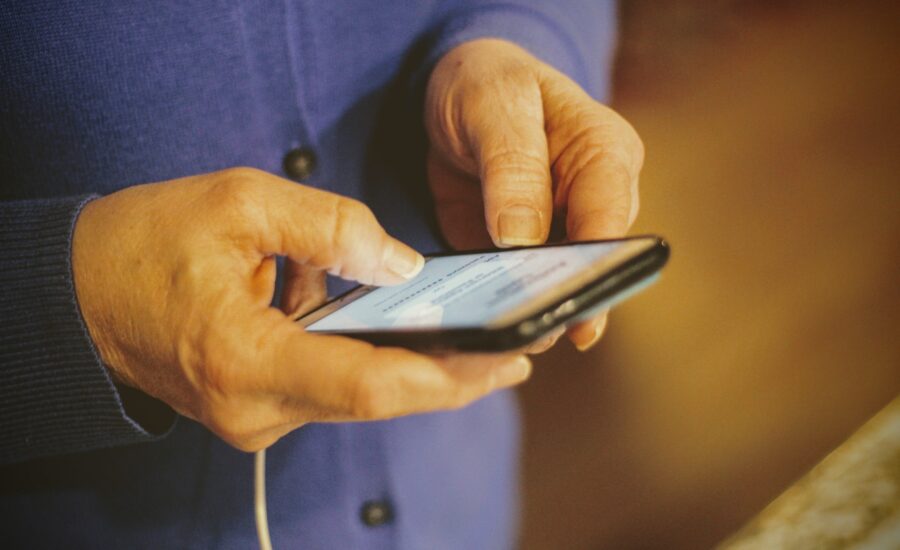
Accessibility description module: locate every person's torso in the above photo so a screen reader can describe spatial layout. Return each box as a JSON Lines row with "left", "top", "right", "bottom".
{"left": 0, "top": 2, "right": 520, "bottom": 547}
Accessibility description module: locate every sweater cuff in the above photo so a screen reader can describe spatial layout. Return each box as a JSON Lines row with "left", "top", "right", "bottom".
{"left": 0, "top": 196, "right": 175, "bottom": 465}
{"left": 420, "top": 2, "right": 618, "bottom": 99}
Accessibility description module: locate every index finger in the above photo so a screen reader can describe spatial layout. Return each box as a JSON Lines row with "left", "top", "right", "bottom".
{"left": 458, "top": 77, "right": 553, "bottom": 248}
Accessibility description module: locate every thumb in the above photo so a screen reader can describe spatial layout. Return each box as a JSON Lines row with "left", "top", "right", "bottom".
{"left": 247, "top": 172, "right": 424, "bottom": 286}
{"left": 465, "top": 83, "right": 553, "bottom": 248}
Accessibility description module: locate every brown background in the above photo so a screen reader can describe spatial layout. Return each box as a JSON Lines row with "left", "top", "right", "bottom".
{"left": 519, "top": 2, "right": 900, "bottom": 548}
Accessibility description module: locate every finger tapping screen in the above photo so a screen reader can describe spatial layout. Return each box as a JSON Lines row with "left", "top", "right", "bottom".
{"left": 305, "top": 241, "right": 624, "bottom": 331}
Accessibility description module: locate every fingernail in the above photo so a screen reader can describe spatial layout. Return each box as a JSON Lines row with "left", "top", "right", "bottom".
{"left": 575, "top": 326, "right": 601, "bottom": 352}
{"left": 575, "top": 320, "right": 606, "bottom": 351}
{"left": 498, "top": 356, "right": 532, "bottom": 386}
{"left": 498, "top": 205, "right": 543, "bottom": 247}
{"left": 386, "top": 243, "right": 424, "bottom": 280}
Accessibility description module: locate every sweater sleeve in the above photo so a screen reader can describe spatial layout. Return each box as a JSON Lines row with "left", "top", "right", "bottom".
{"left": 423, "top": 0, "right": 619, "bottom": 99}
{"left": 0, "top": 196, "right": 174, "bottom": 465}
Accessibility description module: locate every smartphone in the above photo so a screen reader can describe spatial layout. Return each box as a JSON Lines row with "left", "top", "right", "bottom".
{"left": 297, "top": 235, "right": 669, "bottom": 352}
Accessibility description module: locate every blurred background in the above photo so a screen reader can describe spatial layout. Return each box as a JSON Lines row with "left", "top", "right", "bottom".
{"left": 518, "top": 1, "right": 900, "bottom": 548}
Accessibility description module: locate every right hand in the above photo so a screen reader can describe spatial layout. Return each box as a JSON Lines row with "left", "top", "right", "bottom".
{"left": 72, "top": 167, "right": 531, "bottom": 451}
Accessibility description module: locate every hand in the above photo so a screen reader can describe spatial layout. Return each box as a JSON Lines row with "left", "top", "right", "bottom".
{"left": 72, "top": 167, "right": 531, "bottom": 451}
{"left": 426, "top": 39, "right": 643, "bottom": 351}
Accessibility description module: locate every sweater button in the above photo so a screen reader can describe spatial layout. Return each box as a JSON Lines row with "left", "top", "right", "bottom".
{"left": 283, "top": 147, "right": 317, "bottom": 181}
{"left": 360, "top": 500, "right": 394, "bottom": 527}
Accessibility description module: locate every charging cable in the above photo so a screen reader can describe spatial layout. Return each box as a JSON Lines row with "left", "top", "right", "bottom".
{"left": 254, "top": 449, "right": 273, "bottom": 550}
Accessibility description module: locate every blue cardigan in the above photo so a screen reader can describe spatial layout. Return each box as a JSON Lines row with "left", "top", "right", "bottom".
{"left": 0, "top": 1, "right": 615, "bottom": 547}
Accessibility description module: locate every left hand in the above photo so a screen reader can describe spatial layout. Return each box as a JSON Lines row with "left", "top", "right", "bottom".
{"left": 425, "top": 39, "right": 644, "bottom": 351}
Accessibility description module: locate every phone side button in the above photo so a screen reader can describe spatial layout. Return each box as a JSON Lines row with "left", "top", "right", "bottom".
{"left": 554, "top": 299, "right": 577, "bottom": 318}
{"left": 519, "top": 320, "right": 539, "bottom": 336}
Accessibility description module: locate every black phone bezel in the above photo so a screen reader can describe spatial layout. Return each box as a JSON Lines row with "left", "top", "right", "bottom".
{"left": 298, "top": 235, "right": 670, "bottom": 352}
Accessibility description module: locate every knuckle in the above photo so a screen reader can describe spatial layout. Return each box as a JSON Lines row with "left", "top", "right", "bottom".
{"left": 434, "top": 365, "right": 492, "bottom": 412}
{"left": 482, "top": 149, "right": 549, "bottom": 188}
{"left": 331, "top": 198, "right": 374, "bottom": 244}
{"left": 348, "top": 371, "right": 391, "bottom": 420}
{"left": 216, "top": 167, "right": 263, "bottom": 195}
{"left": 577, "top": 138, "right": 635, "bottom": 184}
{"left": 604, "top": 113, "right": 644, "bottom": 170}
{"left": 560, "top": 107, "right": 644, "bottom": 180}
{"left": 325, "top": 197, "right": 378, "bottom": 271}
{"left": 206, "top": 167, "right": 269, "bottom": 215}
{"left": 447, "top": 383, "right": 483, "bottom": 411}
{"left": 220, "top": 165, "right": 267, "bottom": 182}
{"left": 496, "top": 62, "right": 538, "bottom": 98}
{"left": 447, "top": 386, "right": 472, "bottom": 411}
{"left": 483, "top": 148, "right": 546, "bottom": 171}
{"left": 169, "top": 253, "right": 214, "bottom": 301}
{"left": 603, "top": 152, "right": 634, "bottom": 183}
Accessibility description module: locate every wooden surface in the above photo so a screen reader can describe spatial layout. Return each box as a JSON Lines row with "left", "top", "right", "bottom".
{"left": 518, "top": 3, "right": 900, "bottom": 548}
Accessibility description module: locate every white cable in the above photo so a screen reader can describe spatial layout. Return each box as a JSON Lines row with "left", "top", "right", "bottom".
{"left": 254, "top": 449, "right": 273, "bottom": 550}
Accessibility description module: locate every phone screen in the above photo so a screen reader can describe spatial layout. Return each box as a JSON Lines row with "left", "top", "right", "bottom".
{"left": 304, "top": 241, "right": 627, "bottom": 331}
